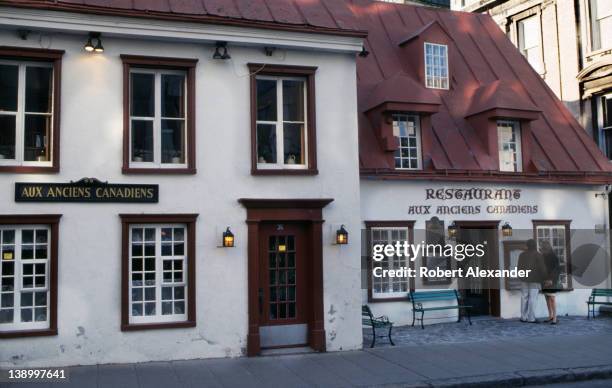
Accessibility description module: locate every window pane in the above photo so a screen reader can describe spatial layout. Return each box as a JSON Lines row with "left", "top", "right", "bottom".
{"left": 0, "top": 64, "right": 18, "bottom": 112}
{"left": 161, "top": 74, "right": 185, "bottom": 118}
{"left": 131, "top": 120, "right": 154, "bottom": 162}
{"left": 23, "top": 115, "right": 51, "bottom": 161}
{"left": 131, "top": 73, "right": 154, "bottom": 117}
{"left": 283, "top": 123, "right": 304, "bottom": 165}
{"left": 282, "top": 80, "right": 304, "bottom": 122}
{"left": 0, "top": 115, "right": 16, "bottom": 159}
{"left": 25, "top": 67, "right": 52, "bottom": 113}
{"left": 498, "top": 121, "right": 521, "bottom": 172}
{"left": 257, "top": 79, "right": 276, "bottom": 121}
{"left": 257, "top": 123, "right": 276, "bottom": 164}
{"left": 161, "top": 120, "right": 185, "bottom": 164}
{"left": 603, "top": 96, "right": 612, "bottom": 128}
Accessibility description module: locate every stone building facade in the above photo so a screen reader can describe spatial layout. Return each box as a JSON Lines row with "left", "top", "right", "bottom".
{"left": 452, "top": 0, "right": 612, "bottom": 162}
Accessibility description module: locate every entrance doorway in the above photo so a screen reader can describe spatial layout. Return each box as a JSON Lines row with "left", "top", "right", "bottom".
{"left": 259, "top": 222, "right": 309, "bottom": 348}
{"left": 456, "top": 221, "right": 501, "bottom": 317}
{"left": 239, "top": 198, "right": 332, "bottom": 356}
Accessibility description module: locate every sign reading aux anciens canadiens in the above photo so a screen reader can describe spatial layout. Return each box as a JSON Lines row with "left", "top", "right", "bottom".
{"left": 15, "top": 178, "right": 158, "bottom": 203}
{"left": 408, "top": 188, "right": 538, "bottom": 215}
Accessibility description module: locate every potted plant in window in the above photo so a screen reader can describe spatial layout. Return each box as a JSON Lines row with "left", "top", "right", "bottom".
{"left": 171, "top": 151, "right": 182, "bottom": 164}
{"left": 133, "top": 150, "right": 144, "bottom": 162}
{"left": 36, "top": 149, "right": 46, "bottom": 162}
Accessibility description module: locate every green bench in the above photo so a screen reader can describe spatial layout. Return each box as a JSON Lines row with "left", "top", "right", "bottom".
{"left": 410, "top": 290, "right": 472, "bottom": 329}
{"left": 362, "top": 305, "right": 394, "bottom": 348}
{"left": 587, "top": 288, "right": 612, "bottom": 319}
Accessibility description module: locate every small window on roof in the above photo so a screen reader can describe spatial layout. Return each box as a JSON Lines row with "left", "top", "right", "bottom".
{"left": 393, "top": 114, "right": 422, "bottom": 170}
{"left": 424, "top": 43, "right": 449, "bottom": 89}
{"left": 497, "top": 120, "right": 522, "bottom": 172}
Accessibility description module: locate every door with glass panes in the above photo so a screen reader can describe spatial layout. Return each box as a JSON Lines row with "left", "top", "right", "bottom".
{"left": 259, "top": 222, "right": 309, "bottom": 348}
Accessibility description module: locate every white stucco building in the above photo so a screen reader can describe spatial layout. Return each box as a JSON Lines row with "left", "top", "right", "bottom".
{"left": 0, "top": 0, "right": 610, "bottom": 368}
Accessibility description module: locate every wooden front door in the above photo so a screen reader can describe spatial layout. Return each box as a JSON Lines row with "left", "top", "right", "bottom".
{"left": 258, "top": 222, "right": 310, "bottom": 348}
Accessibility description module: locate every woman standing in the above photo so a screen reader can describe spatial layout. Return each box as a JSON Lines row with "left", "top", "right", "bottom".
{"left": 541, "top": 240, "right": 561, "bottom": 324}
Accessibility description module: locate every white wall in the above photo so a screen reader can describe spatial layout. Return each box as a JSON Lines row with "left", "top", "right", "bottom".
{"left": 0, "top": 27, "right": 363, "bottom": 367}
{"left": 361, "top": 180, "right": 610, "bottom": 325}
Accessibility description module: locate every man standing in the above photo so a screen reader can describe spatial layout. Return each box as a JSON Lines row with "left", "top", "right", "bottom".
{"left": 518, "top": 239, "right": 546, "bottom": 323}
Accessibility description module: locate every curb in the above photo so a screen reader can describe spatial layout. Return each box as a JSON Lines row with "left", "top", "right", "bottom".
{"left": 421, "top": 364, "right": 612, "bottom": 387}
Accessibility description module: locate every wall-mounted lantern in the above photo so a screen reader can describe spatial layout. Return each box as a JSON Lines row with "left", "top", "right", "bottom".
{"left": 447, "top": 221, "right": 458, "bottom": 239}
{"left": 84, "top": 32, "right": 104, "bottom": 53}
{"left": 501, "top": 222, "right": 513, "bottom": 237}
{"left": 222, "top": 227, "right": 234, "bottom": 248}
{"left": 336, "top": 225, "right": 348, "bottom": 245}
{"left": 213, "top": 41, "right": 231, "bottom": 60}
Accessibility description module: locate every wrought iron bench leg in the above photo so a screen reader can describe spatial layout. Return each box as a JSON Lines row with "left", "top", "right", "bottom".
{"left": 457, "top": 308, "right": 462, "bottom": 323}
{"left": 412, "top": 310, "right": 415, "bottom": 327}
{"left": 467, "top": 308, "right": 472, "bottom": 325}
{"left": 388, "top": 325, "right": 395, "bottom": 346}
{"left": 370, "top": 326, "right": 376, "bottom": 348}
{"left": 421, "top": 311, "right": 425, "bottom": 329}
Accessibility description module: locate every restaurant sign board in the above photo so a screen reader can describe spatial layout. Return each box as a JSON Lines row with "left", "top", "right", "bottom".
{"left": 15, "top": 178, "right": 158, "bottom": 203}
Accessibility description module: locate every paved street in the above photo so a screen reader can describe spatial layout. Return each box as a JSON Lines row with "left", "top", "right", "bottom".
{"left": 2, "top": 328, "right": 612, "bottom": 387}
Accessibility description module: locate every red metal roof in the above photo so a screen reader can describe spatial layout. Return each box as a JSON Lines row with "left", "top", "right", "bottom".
{"left": 352, "top": 0, "right": 612, "bottom": 184}
{"left": 1, "top": 0, "right": 610, "bottom": 183}
{"left": 0, "top": 0, "right": 367, "bottom": 37}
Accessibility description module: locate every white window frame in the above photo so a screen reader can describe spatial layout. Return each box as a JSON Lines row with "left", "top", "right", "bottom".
{"left": 535, "top": 224, "right": 570, "bottom": 290}
{"left": 128, "top": 224, "right": 188, "bottom": 325}
{"left": 0, "top": 225, "right": 51, "bottom": 332}
{"left": 516, "top": 14, "right": 543, "bottom": 74}
{"left": 497, "top": 120, "right": 523, "bottom": 172}
{"left": 596, "top": 92, "right": 612, "bottom": 159}
{"left": 371, "top": 227, "right": 411, "bottom": 300}
{"left": 424, "top": 42, "right": 449, "bottom": 90}
{"left": 128, "top": 69, "right": 188, "bottom": 169}
{"left": 0, "top": 60, "right": 54, "bottom": 168}
{"left": 255, "top": 75, "right": 308, "bottom": 170}
{"left": 590, "top": 0, "right": 612, "bottom": 52}
{"left": 393, "top": 113, "right": 423, "bottom": 170}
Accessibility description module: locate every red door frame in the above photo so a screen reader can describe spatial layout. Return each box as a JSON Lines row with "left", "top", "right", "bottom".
{"left": 239, "top": 198, "right": 333, "bottom": 356}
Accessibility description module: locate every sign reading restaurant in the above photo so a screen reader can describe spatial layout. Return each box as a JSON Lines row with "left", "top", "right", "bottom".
{"left": 15, "top": 178, "right": 158, "bottom": 203}
{"left": 408, "top": 188, "right": 538, "bottom": 215}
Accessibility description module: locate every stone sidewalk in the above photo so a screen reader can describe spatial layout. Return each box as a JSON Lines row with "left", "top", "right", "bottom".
{"left": 363, "top": 315, "right": 612, "bottom": 347}
{"left": 3, "top": 331, "right": 612, "bottom": 388}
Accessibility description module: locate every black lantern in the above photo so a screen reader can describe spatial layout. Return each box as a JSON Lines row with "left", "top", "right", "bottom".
{"left": 222, "top": 227, "right": 234, "bottom": 248}
{"left": 84, "top": 32, "right": 103, "bottom": 53}
{"left": 336, "top": 225, "right": 348, "bottom": 245}
{"left": 448, "top": 222, "right": 458, "bottom": 239}
{"left": 502, "top": 222, "right": 513, "bottom": 237}
{"left": 213, "top": 42, "right": 231, "bottom": 60}
{"left": 84, "top": 36, "right": 95, "bottom": 52}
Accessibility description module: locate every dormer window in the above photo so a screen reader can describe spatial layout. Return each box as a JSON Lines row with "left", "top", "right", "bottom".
{"left": 393, "top": 114, "right": 422, "bottom": 170}
{"left": 497, "top": 120, "right": 522, "bottom": 172}
{"left": 424, "top": 43, "right": 448, "bottom": 89}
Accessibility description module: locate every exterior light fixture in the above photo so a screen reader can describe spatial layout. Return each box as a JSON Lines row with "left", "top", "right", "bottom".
{"left": 213, "top": 42, "right": 230, "bottom": 60}
{"left": 94, "top": 38, "right": 104, "bottom": 53}
{"left": 222, "top": 227, "right": 234, "bottom": 248}
{"left": 84, "top": 32, "right": 103, "bottom": 53}
{"left": 84, "top": 36, "right": 95, "bottom": 52}
{"left": 448, "top": 222, "right": 458, "bottom": 239}
{"left": 501, "top": 222, "right": 513, "bottom": 237}
{"left": 336, "top": 225, "right": 348, "bottom": 245}
{"left": 264, "top": 47, "right": 276, "bottom": 57}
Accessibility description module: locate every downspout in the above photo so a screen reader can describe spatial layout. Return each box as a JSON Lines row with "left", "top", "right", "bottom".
{"left": 574, "top": 0, "right": 585, "bottom": 124}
